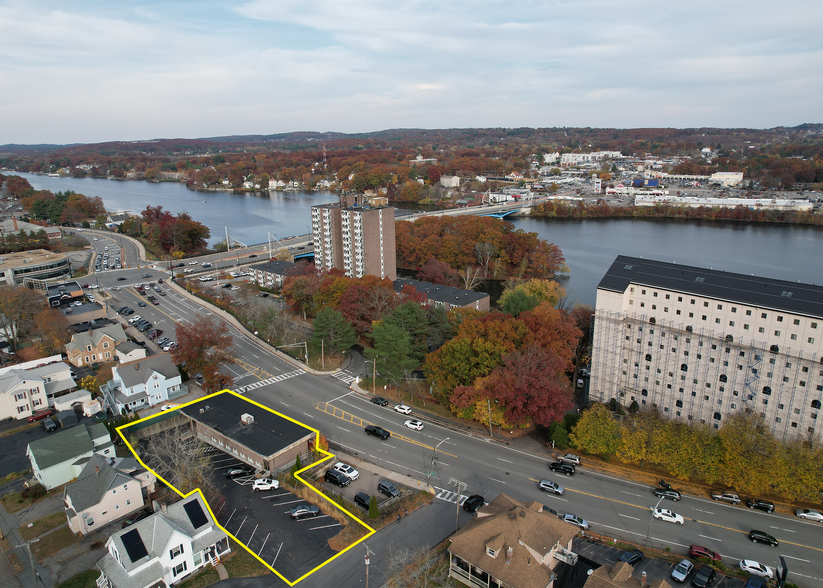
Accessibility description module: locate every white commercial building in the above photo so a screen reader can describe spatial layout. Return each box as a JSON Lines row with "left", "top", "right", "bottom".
{"left": 591, "top": 256, "right": 823, "bottom": 443}
{"left": 633, "top": 193, "right": 814, "bottom": 211}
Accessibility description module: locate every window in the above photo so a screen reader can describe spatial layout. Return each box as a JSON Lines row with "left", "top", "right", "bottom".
{"left": 774, "top": 330, "right": 781, "bottom": 336}
{"left": 715, "top": 318, "right": 720, "bottom": 324}
{"left": 812, "top": 400, "right": 821, "bottom": 409}
{"left": 642, "top": 289, "right": 646, "bottom": 295}
{"left": 731, "top": 307, "right": 737, "bottom": 313}
{"left": 170, "top": 545, "right": 184, "bottom": 559}
{"left": 794, "top": 408, "right": 801, "bottom": 415}
{"left": 791, "top": 334, "right": 797, "bottom": 340}
{"left": 680, "top": 364, "right": 688, "bottom": 372}
{"left": 704, "top": 301, "right": 709, "bottom": 307}
{"left": 717, "top": 304, "right": 722, "bottom": 310}
{"left": 719, "top": 374, "right": 727, "bottom": 383}
{"left": 746, "top": 310, "right": 752, "bottom": 316}
{"left": 690, "top": 299, "right": 695, "bottom": 305}
{"left": 813, "top": 322, "right": 818, "bottom": 329}
{"left": 645, "top": 354, "right": 652, "bottom": 361}
{"left": 744, "top": 324, "right": 749, "bottom": 330}
{"left": 653, "top": 292, "right": 658, "bottom": 297}
{"left": 777, "top": 316, "right": 783, "bottom": 322}
{"left": 770, "top": 345, "right": 779, "bottom": 353}
{"left": 761, "top": 313, "right": 767, "bottom": 319}
{"left": 713, "top": 412, "right": 722, "bottom": 420}
{"left": 678, "top": 297, "right": 682, "bottom": 302}
{"left": 794, "top": 319, "right": 800, "bottom": 325}
{"left": 103, "top": 342, "right": 109, "bottom": 348}
{"left": 810, "top": 337, "right": 815, "bottom": 344}
{"left": 763, "top": 386, "right": 771, "bottom": 396}
{"left": 702, "top": 315, "right": 707, "bottom": 321}
{"left": 676, "top": 400, "right": 683, "bottom": 407}
{"left": 759, "top": 327, "right": 765, "bottom": 333}
{"left": 173, "top": 562, "right": 187, "bottom": 577}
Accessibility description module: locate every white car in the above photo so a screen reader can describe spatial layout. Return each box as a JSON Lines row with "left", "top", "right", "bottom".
{"left": 252, "top": 478, "right": 280, "bottom": 492}
{"left": 160, "top": 404, "right": 178, "bottom": 411}
{"left": 795, "top": 508, "right": 823, "bottom": 522}
{"left": 162, "top": 342, "right": 177, "bottom": 351}
{"left": 128, "top": 315, "right": 142, "bottom": 324}
{"left": 404, "top": 419, "right": 424, "bottom": 431}
{"left": 394, "top": 404, "right": 412, "bottom": 415}
{"left": 739, "top": 560, "right": 773, "bottom": 579}
{"left": 333, "top": 462, "right": 360, "bottom": 480}
{"left": 88, "top": 284, "right": 99, "bottom": 289}
{"left": 87, "top": 296, "right": 96, "bottom": 303}
{"left": 189, "top": 261, "right": 198, "bottom": 265}
{"left": 652, "top": 508, "right": 684, "bottom": 525}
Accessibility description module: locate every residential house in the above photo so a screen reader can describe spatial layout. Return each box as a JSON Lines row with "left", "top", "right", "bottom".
{"left": 584, "top": 561, "right": 673, "bottom": 588}
{"left": 440, "top": 175, "right": 461, "bottom": 188}
{"left": 448, "top": 494, "right": 578, "bottom": 588}
{"left": 115, "top": 340, "right": 147, "bottom": 364}
{"left": 106, "top": 212, "right": 130, "bottom": 226}
{"left": 95, "top": 493, "right": 230, "bottom": 588}
{"left": 66, "top": 325, "right": 129, "bottom": 367}
{"left": 100, "top": 353, "right": 185, "bottom": 414}
{"left": 26, "top": 422, "right": 115, "bottom": 490}
{"left": 0, "top": 361, "right": 76, "bottom": 420}
{"left": 393, "top": 278, "right": 490, "bottom": 312}
{"left": 64, "top": 454, "right": 148, "bottom": 535}
{"left": 249, "top": 260, "right": 295, "bottom": 289}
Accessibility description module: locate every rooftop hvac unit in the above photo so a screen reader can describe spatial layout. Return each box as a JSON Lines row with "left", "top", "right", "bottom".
{"left": 240, "top": 413, "right": 254, "bottom": 425}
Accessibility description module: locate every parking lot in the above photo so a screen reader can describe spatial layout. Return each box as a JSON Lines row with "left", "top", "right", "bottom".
{"left": 209, "top": 449, "right": 342, "bottom": 582}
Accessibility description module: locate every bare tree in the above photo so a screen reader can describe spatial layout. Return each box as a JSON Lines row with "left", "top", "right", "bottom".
{"left": 0, "top": 286, "right": 40, "bottom": 351}
{"left": 385, "top": 544, "right": 441, "bottom": 588}
{"left": 459, "top": 265, "right": 484, "bottom": 291}
{"left": 474, "top": 242, "right": 497, "bottom": 278}
{"left": 142, "top": 427, "right": 221, "bottom": 503}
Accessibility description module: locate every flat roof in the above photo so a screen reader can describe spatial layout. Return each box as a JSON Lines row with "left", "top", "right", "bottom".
{"left": 180, "top": 392, "right": 313, "bottom": 458}
{"left": 598, "top": 255, "right": 823, "bottom": 318}
{"left": 0, "top": 250, "right": 67, "bottom": 272}
{"left": 394, "top": 278, "right": 489, "bottom": 305}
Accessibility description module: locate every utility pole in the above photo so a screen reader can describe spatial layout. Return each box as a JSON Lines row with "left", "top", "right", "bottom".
{"left": 487, "top": 399, "right": 493, "bottom": 436}
{"left": 17, "top": 537, "right": 43, "bottom": 586}
{"left": 321, "top": 339, "right": 324, "bottom": 370}
{"left": 644, "top": 496, "right": 664, "bottom": 549}
{"left": 426, "top": 437, "right": 449, "bottom": 486}
{"left": 372, "top": 355, "right": 377, "bottom": 396}
{"left": 364, "top": 544, "right": 372, "bottom": 588}
{"left": 450, "top": 478, "right": 467, "bottom": 532}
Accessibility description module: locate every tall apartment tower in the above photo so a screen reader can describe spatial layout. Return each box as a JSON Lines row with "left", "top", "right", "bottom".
{"left": 311, "top": 199, "right": 396, "bottom": 280}
{"left": 590, "top": 255, "right": 823, "bottom": 444}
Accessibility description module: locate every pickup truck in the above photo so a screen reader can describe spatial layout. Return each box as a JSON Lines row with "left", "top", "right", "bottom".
{"left": 711, "top": 491, "right": 741, "bottom": 505}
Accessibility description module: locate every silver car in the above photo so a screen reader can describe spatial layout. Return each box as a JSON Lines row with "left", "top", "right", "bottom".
{"left": 560, "top": 513, "right": 589, "bottom": 530}
{"left": 671, "top": 559, "right": 693, "bottom": 583}
{"left": 795, "top": 508, "right": 823, "bottom": 522}
{"left": 537, "top": 479, "right": 565, "bottom": 495}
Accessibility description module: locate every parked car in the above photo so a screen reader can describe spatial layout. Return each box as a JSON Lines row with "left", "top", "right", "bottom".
{"left": 537, "top": 479, "right": 565, "bottom": 495}
{"left": 289, "top": 504, "right": 320, "bottom": 519}
{"left": 324, "top": 469, "right": 350, "bottom": 487}
{"left": 748, "top": 529, "right": 778, "bottom": 546}
{"left": 741, "top": 578, "right": 767, "bottom": 588}
{"left": 462, "top": 495, "right": 485, "bottom": 513}
{"left": 224, "top": 467, "right": 254, "bottom": 479}
{"left": 370, "top": 396, "right": 389, "bottom": 406}
{"left": 394, "top": 404, "right": 412, "bottom": 414}
{"left": 654, "top": 488, "right": 682, "bottom": 501}
{"left": 162, "top": 342, "right": 177, "bottom": 351}
{"left": 745, "top": 498, "right": 774, "bottom": 513}
{"left": 353, "top": 492, "right": 371, "bottom": 510}
{"left": 121, "top": 509, "right": 152, "bottom": 528}
{"left": 671, "top": 559, "right": 694, "bottom": 583}
{"left": 333, "top": 462, "right": 360, "bottom": 480}
{"left": 404, "top": 419, "right": 424, "bottom": 431}
{"left": 128, "top": 315, "right": 142, "bottom": 324}
{"left": 147, "top": 329, "right": 163, "bottom": 339}
{"left": 557, "top": 454, "right": 581, "bottom": 466}
{"left": 137, "top": 322, "right": 152, "bottom": 332}
{"left": 795, "top": 508, "right": 823, "bottom": 522}
{"left": 618, "top": 549, "right": 644, "bottom": 566}
{"left": 653, "top": 508, "right": 684, "bottom": 524}
{"left": 691, "top": 565, "right": 716, "bottom": 588}
{"left": 688, "top": 545, "right": 721, "bottom": 563}
{"left": 27, "top": 408, "right": 54, "bottom": 423}
{"left": 560, "top": 513, "right": 589, "bottom": 530}
{"left": 711, "top": 491, "right": 741, "bottom": 505}
{"left": 378, "top": 479, "right": 400, "bottom": 498}
{"left": 365, "top": 424, "right": 391, "bottom": 440}
{"left": 739, "top": 560, "right": 773, "bottom": 579}
{"left": 252, "top": 478, "right": 280, "bottom": 492}
{"left": 549, "top": 461, "right": 575, "bottom": 476}
{"left": 41, "top": 418, "right": 57, "bottom": 432}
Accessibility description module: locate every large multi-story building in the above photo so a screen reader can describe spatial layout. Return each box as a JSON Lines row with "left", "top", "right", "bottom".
{"left": 311, "top": 200, "right": 396, "bottom": 280}
{"left": 591, "top": 255, "right": 823, "bottom": 443}
{"left": 0, "top": 249, "right": 71, "bottom": 286}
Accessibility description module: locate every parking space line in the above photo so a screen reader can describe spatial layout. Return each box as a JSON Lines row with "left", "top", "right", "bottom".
{"left": 277, "top": 499, "right": 307, "bottom": 506}
{"left": 272, "top": 543, "right": 283, "bottom": 567}
{"left": 257, "top": 533, "right": 270, "bottom": 556}
{"left": 310, "top": 523, "right": 342, "bottom": 530}
{"left": 224, "top": 509, "right": 237, "bottom": 526}
{"left": 235, "top": 515, "right": 248, "bottom": 535}
{"left": 246, "top": 524, "right": 258, "bottom": 545}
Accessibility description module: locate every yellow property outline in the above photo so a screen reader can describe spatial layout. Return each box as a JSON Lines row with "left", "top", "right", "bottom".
{"left": 116, "top": 389, "right": 376, "bottom": 586}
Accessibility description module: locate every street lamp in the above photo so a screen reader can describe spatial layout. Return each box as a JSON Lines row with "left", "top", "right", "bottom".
{"left": 487, "top": 398, "right": 499, "bottom": 437}
{"left": 426, "top": 437, "right": 449, "bottom": 486}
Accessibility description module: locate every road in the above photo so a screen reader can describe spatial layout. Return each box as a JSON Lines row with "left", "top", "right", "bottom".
{"left": 90, "top": 260, "right": 823, "bottom": 586}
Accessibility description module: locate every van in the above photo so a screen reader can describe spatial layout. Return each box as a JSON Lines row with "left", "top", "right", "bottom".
{"left": 576, "top": 378, "right": 585, "bottom": 388}
{"left": 229, "top": 271, "right": 239, "bottom": 278}
{"left": 354, "top": 492, "right": 371, "bottom": 510}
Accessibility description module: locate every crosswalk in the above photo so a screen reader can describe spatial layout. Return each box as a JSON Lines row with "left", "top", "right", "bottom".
{"left": 434, "top": 487, "right": 470, "bottom": 506}
{"left": 332, "top": 371, "right": 357, "bottom": 385}
{"left": 234, "top": 370, "right": 303, "bottom": 393}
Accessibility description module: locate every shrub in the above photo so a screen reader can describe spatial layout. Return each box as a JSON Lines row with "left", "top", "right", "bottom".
{"left": 21, "top": 484, "right": 46, "bottom": 500}
{"left": 368, "top": 495, "right": 379, "bottom": 519}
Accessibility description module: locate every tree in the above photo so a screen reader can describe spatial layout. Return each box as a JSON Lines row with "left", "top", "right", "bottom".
{"left": 569, "top": 404, "right": 621, "bottom": 457}
{"left": 383, "top": 302, "right": 429, "bottom": 363}
{"left": 500, "top": 290, "right": 540, "bottom": 317}
{"left": 458, "top": 265, "right": 484, "bottom": 290}
{"left": 142, "top": 427, "right": 221, "bottom": 504}
{"left": 171, "top": 315, "right": 234, "bottom": 393}
{"left": 417, "top": 259, "right": 459, "bottom": 286}
{"left": 498, "top": 279, "right": 565, "bottom": 310}
{"left": 385, "top": 544, "right": 440, "bottom": 588}
{"left": 368, "top": 323, "right": 418, "bottom": 388}
{"left": 310, "top": 307, "right": 356, "bottom": 355}
{"left": 80, "top": 375, "right": 100, "bottom": 395}
{"left": 368, "top": 495, "right": 379, "bottom": 519}
{"left": 0, "top": 286, "right": 40, "bottom": 351}
{"left": 548, "top": 422, "right": 569, "bottom": 449}
{"left": 31, "top": 307, "right": 71, "bottom": 356}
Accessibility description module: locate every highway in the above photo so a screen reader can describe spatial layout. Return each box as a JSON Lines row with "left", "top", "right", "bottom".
{"left": 88, "top": 259, "right": 823, "bottom": 587}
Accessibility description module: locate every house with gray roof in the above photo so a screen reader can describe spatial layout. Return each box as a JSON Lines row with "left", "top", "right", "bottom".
{"left": 249, "top": 259, "right": 295, "bottom": 289}
{"left": 100, "top": 353, "right": 184, "bottom": 415}
{"left": 65, "top": 324, "right": 128, "bottom": 367}
{"left": 0, "top": 361, "right": 76, "bottom": 420}
{"left": 95, "top": 493, "right": 230, "bottom": 588}
{"left": 64, "top": 454, "right": 147, "bottom": 535}
{"left": 26, "top": 422, "right": 114, "bottom": 490}
{"left": 394, "top": 278, "right": 490, "bottom": 312}
{"left": 115, "top": 340, "right": 147, "bottom": 364}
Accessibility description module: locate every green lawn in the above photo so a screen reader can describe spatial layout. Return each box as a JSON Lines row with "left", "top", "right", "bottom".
{"left": 223, "top": 540, "right": 271, "bottom": 578}
{"left": 18, "top": 511, "right": 67, "bottom": 540}
{"left": 177, "top": 567, "right": 220, "bottom": 588}
{"left": 31, "top": 524, "right": 81, "bottom": 560}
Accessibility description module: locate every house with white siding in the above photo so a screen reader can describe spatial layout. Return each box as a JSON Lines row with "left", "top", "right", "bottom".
{"left": 26, "top": 423, "right": 115, "bottom": 490}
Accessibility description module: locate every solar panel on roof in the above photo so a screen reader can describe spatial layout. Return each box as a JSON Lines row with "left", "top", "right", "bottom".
{"left": 121, "top": 528, "right": 148, "bottom": 563}
{"left": 183, "top": 499, "right": 209, "bottom": 529}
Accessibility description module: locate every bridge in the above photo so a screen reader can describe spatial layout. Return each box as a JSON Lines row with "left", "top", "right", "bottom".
{"left": 479, "top": 208, "right": 521, "bottom": 219}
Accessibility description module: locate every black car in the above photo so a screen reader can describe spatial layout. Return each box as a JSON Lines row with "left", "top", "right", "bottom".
{"left": 365, "top": 424, "right": 391, "bottom": 440}
{"left": 462, "top": 495, "right": 485, "bottom": 513}
{"left": 619, "top": 549, "right": 644, "bottom": 566}
{"left": 224, "top": 467, "right": 254, "bottom": 479}
{"left": 371, "top": 396, "right": 389, "bottom": 406}
{"left": 378, "top": 479, "right": 400, "bottom": 498}
{"left": 354, "top": 492, "right": 371, "bottom": 510}
{"left": 123, "top": 308, "right": 134, "bottom": 315}
{"left": 138, "top": 322, "right": 152, "bottom": 332}
{"left": 653, "top": 488, "right": 682, "bottom": 501}
{"left": 41, "top": 418, "right": 57, "bottom": 432}
{"left": 745, "top": 498, "right": 775, "bottom": 513}
{"left": 691, "top": 565, "right": 716, "bottom": 588}
{"left": 324, "top": 469, "right": 350, "bottom": 487}
{"left": 117, "top": 276, "right": 127, "bottom": 281}
{"left": 289, "top": 505, "right": 320, "bottom": 519}
{"left": 549, "top": 461, "right": 575, "bottom": 476}
{"left": 748, "top": 529, "right": 778, "bottom": 546}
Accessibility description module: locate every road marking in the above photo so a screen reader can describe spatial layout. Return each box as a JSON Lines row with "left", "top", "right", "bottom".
{"left": 621, "top": 491, "right": 641, "bottom": 497}
{"left": 619, "top": 514, "right": 640, "bottom": 521}
{"left": 271, "top": 543, "right": 283, "bottom": 566}
{"left": 651, "top": 538, "right": 689, "bottom": 549}
{"left": 280, "top": 402, "right": 289, "bottom": 406}
{"left": 303, "top": 412, "right": 313, "bottom": 418}
{"left": 497, "top": 458, "right": 513, "bottom": 463}
{"left": 593, "top": 522, "right": 644, "bottom": 537}
{"left": 310, "top": 523, "right": 342, "bottom": 530}
{"left": 337, "top": 426, "right": 350, "bottom": 432}
{"left": 235, "top": 515, "right": 248, "bottom": 535}
{"left": 490, "top": 478, "right": 506, "bottom": 484}
{"left": 246, "top": 523, "right": 258, "bottom": 544}
{"left": 257, "top": 533, "right": 270, "bottom": 556}
{"left": 699, "top": 534, "right": 721, "bottom": 541}
{"left": 782, "top": 555, "right": 810, "bottom": 563}
{"left": 694, "top": 509, "right": 714, "bottom": 515}
{"left": 770, "top": 526, "right": 795, "bottom": 533}
{"left": 224, "top": 508, "right": 237, "bottom": 526}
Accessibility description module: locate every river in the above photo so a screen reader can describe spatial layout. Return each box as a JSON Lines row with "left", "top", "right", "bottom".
{"left": 16, "top": 173, "right": 823, "bottom": 306}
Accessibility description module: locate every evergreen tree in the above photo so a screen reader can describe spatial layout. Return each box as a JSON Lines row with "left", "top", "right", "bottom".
{"left": 368, "top": 322, "right": 418, "bottom": 388}
{"left": 310, "top": 307, "right": 356, "bottom": 355}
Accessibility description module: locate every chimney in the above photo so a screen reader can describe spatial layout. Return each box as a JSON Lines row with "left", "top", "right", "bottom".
{"left": 94, "top": 466, "right": 100, "bottom": 475}
{"left": 160, "top": 503, "right": 167, "bottom": 514}
{"left": 506, "top": 547, "right": 513, "bottom": 565}
{"left": 641, "top": 571, "right": 647, "bottom": 586}
{"left": 13, "top": 217, "right": 17, "bottom": 231}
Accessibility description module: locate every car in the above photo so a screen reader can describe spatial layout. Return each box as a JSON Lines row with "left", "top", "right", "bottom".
{"left": 252, "top": 478, "right": 280, "bottom": 492}
{"left": 183, "top": 268, "right": 193, "bottom": 273}
{"left": 147, "top": 295, "right": 156, "bottom": 300}
{"left": 371, "top": 396, "right": 389, "bottom": 406}
{"left": 93, "top": 237, "right": 98, "bottom": 241}
{"left": 688, "top": 545, "right": 721, "bottom": 562}
{"left": 121, "top": 510, "right": 152, "bottom": 528}
{"left": 537, "top": 479, "right": 565, "bottom": 495}
{"left": 560, "top": 513, "right": 589, "bottom": 530}
{"left": 27, "top": 408, "right": 54, "bottom": 422}
{"left": 248, "top": 254, "right": 258, "bottom": 258}
{"left": 157, "top": 337, "right": 170, "bottom": 346}
{"left": 222, "top": 283, "right": 232, "bottom": 288}
{"left": 354, "top": 492, "right": 371, "bottom": 510}
{"left": 654, "top": 488, "right": 682, "bottom": 501}
{"left": 142, "top": 273, "right": 151, "bottom": 278}
{"left": 333, "top": 462, "right": 360, "bottom": 480}
{"left": 691, "top": 565, "right": 716, "bottom": 588}
{"left": 128, "top": 315, "right": 142, "bottom": 324}
{"left": 365, "top": 424, "right": 390, "bottom": 440}
{"left": 189, "top": 261, "right": 198, "bottom": 265}
{"left": 73, "top": 301, "right": 82, "bottom": 307}
{"left": 201, "top": 262, "right": 212, "bottom": 267}
{"left": 378, "top": 479, "right": 400, "bottom": 498}
{"left": 138, "top": 301, "right": 147, "bottom": 307}
{"left": 289, "top": 504, "right": 320, "bottom": 519}
{"left": 744, "top": 498, "right": 774, "bottom": 512}
{"left": 711, "top": 491, "right": 741, "bottom": 504}
{"left": 557, "top": 454, "right": 581, "bottom": 466}
{"left": 87, "top": 296, "right": 96, "bottom": 303}
{"left": 224, "top": 467, "right": 254, "bottom": 479}
{"left": 160, "top": 404, "right": 178, "bottom": 411}
{"left": 138, "top": 322, "right": 152, "bottom": 332}
{"left": 394, "top": 404, "right": 412, "bottom": 414}
{"left": 404, "top": 419, "right": 424, "bottom": 431}
{"left": 324, "top": 469, "right": 350, "bottom": 487}
{"left": 462, "top": 495, "right": 485, "bottom": 513}
{"left": 147, "top": 329, "right": 163, "bottom": 339}
{"left": 158, "top": 290, "right": 166, "bottom": 296}
{"left": 157, "top": 279, "right": 164, "bottom": 283}
{"left": 652, "top": 508, "right": 684, "bottom": 524}
{"left": 741, "top": 578, "right": 767, "bottom": 588}
{"left": 549, "top": 461, "right": 575, "bottom": 476}
{"left": 88, "top": 284, "right": 99, "bottom": 289}
{"left": 671, "top": 559, "right": 694, "bottom": 583}
{"left": 748, "top": 529, "right": 778, "bottom": 546}
{"left": 162, "top": 342, "right": 177, "bottom": 351}
{"left": 543, "top": 505, "right": 560, "bottom": 516}
{"left": 795, "top": 508, "right": 823, "bottom": 522}
{"left": 117, "top": 276, "right": 127, "bottom": 281}
{"left": 41, "top": 418, "right": 57, "bottom": 432}
{"left": 123, "top": 308, "right": 134, "bottom": 316}
{"left": 739, "top": 560, "right": 773, "bottom": 579}
{"left": 152, "top": 299, "right": 160, "bottom": 305}
{"left": 618, "top": 549, "right": 644, "bottom": 566}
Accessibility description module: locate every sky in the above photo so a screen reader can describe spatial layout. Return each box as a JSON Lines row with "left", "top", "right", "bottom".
{"left": 2, "top": 0, "right": 822, "bottom": 145}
